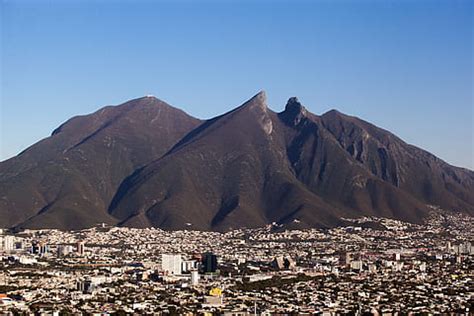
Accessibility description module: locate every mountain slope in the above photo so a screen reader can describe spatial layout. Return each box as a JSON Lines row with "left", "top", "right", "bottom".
{"left": 1, "top": 92, "right": 473, "bottom": 230}
{"left": 108, "top": 92, "right": 473, "bottom": 230}
{"left": 0, "top": 96, "right": 202, "bottom": 229}
{"left": 319, "top": 109, "right": 474, "bottom": 215}
{"left": 109, "top": 92, "right": 346, "bottom": 230}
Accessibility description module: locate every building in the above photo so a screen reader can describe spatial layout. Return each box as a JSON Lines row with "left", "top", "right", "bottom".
{"left": 162, "top": 254, "right": 182, "bottom": 275}
{"left": 39, "top": 242, "right": 48, "bottom": 256}
{"left": 14, "top": 241, "right": 23, "bottom": 251}
{"left": 31, "top": 241, "right": 40, "bottom": 255}
{"left": 77, "top": 279, "right": 94, "bottom": 294}
{"left": 31, "top": 241, "right": 48, "bottom": 255}
{"left": 57, "top": 245, "right": 74, "bottom": 256}
{"left": 2, "top": 236, "right": 15, "bottom": 253}
{"left": 182, "top": 260, "right": 198, "bottom": 273}
{"left": 271, "top": 256, "right": 296, "bottom": 270}
{"left": 202, "top": 252, "right": 218, "bottom": 273}
{"left": 204, "top": 287, "right": 223, "bottom": 306}
{"left": 419, "top": 261, "right": 427, "bottom": 272}
{"left": 368, "top": 264, "right": 377, "bottom": 273}
{"left": 340, "top": 251, "right": 352, "bottom": 267}
{"left": 272, "top": 256, "right": 286, "bottom": 270}
{"left": 393, "top": 261, "right": 404, "bottom": 272}
{"left": 77, "top": 241, "right": 85, "bottom": 256}
{"left": 350, "top": 260, "right": 363, "bottom": 271}
{"left": 190, "top": 270, "right": 199, "bottom": 285}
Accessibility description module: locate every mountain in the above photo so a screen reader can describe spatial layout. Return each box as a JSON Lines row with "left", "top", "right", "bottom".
{"left": 1, "top": 92, "right": 473, "bottom": 230}
{"left": 0, "top": 96, "right": 201, "bottom": 230}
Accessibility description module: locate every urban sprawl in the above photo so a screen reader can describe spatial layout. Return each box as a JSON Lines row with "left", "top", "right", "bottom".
{"left": 0, "top": 209, "right": 472, "bottom": 314}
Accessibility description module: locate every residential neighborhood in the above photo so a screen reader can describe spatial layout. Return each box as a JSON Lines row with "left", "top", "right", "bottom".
{"left": 0, "top": 210, "right": 472, "bottom": 314}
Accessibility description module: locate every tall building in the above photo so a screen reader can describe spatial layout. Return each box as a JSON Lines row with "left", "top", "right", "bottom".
{"left": 2, "top": 236, "right": 15, "bottom": 253}
{"left": 77, "top": 278, "right": 94, "bottom": 294}
{"left": 271, "top": 256, "right": 296, "bottom": 270}
{"left": 340, "top": 252, "right": 352, "bottom": 267}
{"left": 202, "top": 252, "right": 218, "bottom": 273}
{"left": 31, "top": 241, "right": 48, "bottom": 256}
{"left": 162, "top": 254, "right": 182, "bottom": 275}
{"left": 31, "top": 241, "right": 40, "bottom": 254}
{"left": 350, "top": 260, "right": 363, "bottom": 271}
{"left": 77, "top": 241, "right": 85, "bottom": 256}
{"left": 272, "top": 256, "right": 286, "bottom": 270}
{"left": 182, "top": 260, "right": 198, "bottom": 273}
{"left": 190, "top": 270, "right": 199, "bottom": 286}
{"left": 57, "top": 245, "right": 74, "bottom": 256}
{"left": 14, "top": 241, "right": 23, "bottom": 251}
{"left": 39, "top": 242, "right": 48, "bottom": 256}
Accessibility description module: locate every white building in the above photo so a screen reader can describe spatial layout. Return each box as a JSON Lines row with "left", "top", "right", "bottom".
{"left": 350, "top": 260, "right": 363, "bottom": 271}
{"left": 182, "top": 260, "right": 198, "bottom": 273}
{"left": 2, "top": 236, "right": 15, "bottom": 252}
{"left": 161, "top": 254, "right": 182, "bottom": 275}
{"left": 57, "top": 245, "right": 74, "bottom": 256}
{"left": 190, "top": 270, "right": 199, "bottom": 285}
{"left": 368, "top": 264, "right": 377, "bottom": 273}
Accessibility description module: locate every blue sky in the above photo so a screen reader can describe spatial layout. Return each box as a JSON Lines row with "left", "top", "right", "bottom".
{"left": 1, "top": 0, "right": 473, "bottom": 169}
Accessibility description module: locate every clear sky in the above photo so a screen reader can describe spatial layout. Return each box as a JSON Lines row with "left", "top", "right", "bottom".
{"left": 1, "top": 0, "right": 473, "bottom": 169}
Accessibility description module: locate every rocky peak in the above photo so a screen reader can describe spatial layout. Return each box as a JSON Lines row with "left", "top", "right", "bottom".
{"left": 281, "top": 97, "right": 307, "bottom": 126}
{"left": 240, "top": 90, "right": 267, "bottom": 112}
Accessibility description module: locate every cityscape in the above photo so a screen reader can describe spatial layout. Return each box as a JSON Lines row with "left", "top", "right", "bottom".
{"left": 2, "top": 1, "right": 473, "bottom": 314}
{"left": 0, "top": 208, "right": 472, "bottom": 314}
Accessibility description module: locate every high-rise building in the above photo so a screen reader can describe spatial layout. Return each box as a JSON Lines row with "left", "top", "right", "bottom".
{"left": 340, "top": 252, "right": 352, "bottom": 267}
{"left": 2, "top": 236, "right": 15, "bottom": 253}
{"left": 462, "top": 241, "right": 472, "bottom": 255}
{"left": 77, "top": 279, "right": 94, "bottom": 294}
{"left": 182, "top": 260, "right": 198, "bottom": 273}
{"left": 31, "top": 241, "right": 40, "bottom": 254}
{"left": 272, "top": 256, "right": 286, "bottom": 270}
{"left": 350, "top": 260, "right": 363, "bottom": 271}
{"left": 77, "top": 241, "right": 85, "bottom": 256}
{"left": 31, "top": 241, "right": 48, "bottom": 256}
{"left": 190, "top": 270, "right": 199, "bottom": 285}
{"left": 14, "top": 241, "right": 23, "bottom": 251}
{"left": 201, "top": 252, "right": 218, "bottom": 273}
{"left": 162, "top": 254, "right": 182, "bottom": 275}
{"left": 57, "top": 245, "right": 74, "bottom": 256}
{"left": 271, "top": 256, "right": 296, "bottom": 270}
{"left": 39, "top": 242, "right": 48, "bottom": 256}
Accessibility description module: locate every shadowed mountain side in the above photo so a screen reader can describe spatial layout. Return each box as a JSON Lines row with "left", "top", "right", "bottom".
{"left": 319, "top": 110, "right": 474, "bottom": 215}
{"left": 1, "top": 92, "right": 473, "bottom": 230}
{"left": 109, "top": 92, "right": 346, "bottom": 230}
{"left": 108, "top": 92, "right": 474, "bottom": 230}
{"left": 0, "top": 96, "right": 202, "bottom": 229}
{"left": 274, "top": 102, "right": 433, "bottom": 224}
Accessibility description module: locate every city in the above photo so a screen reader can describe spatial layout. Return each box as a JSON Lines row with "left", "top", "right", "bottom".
{"left": 0, "top": 209, "right": 472, "bottom": 314}
{"left": 2, "top": 1, "right": 473, "bottom": 315}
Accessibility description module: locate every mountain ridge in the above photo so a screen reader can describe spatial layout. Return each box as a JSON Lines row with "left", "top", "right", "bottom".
{"left": 1, "top": 92, "right": 472, "bottom": 231}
